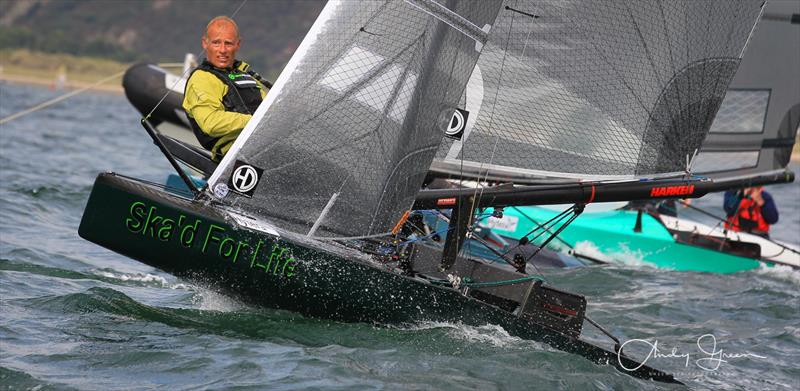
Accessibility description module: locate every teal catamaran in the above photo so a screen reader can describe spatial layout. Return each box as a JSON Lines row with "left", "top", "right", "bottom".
{"left": 81, "top": 0, "right": 769, "bottom": 383}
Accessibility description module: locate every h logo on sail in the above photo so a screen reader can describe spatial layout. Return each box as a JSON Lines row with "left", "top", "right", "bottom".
{"left": 229, "top": 161, "right": 263, "bottom": 197}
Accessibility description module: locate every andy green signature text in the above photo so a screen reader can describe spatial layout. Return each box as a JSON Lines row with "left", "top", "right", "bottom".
{"left": 618, "top": 334, "right": 766, "bottom": 372}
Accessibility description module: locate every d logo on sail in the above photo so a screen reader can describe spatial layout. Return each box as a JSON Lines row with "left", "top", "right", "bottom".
{"left": 446, "top": 108, "right": 469, "bottom": 140}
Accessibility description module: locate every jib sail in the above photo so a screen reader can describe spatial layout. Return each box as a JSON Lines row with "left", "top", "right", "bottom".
{"left": 692, "top": 0, "right": 799, "bottom": 183}
{"left": 432, "top": 0, "right": 765, "bottom": 183}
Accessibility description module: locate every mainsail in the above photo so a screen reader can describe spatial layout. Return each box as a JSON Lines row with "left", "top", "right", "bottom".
{"left": 208, "top": 0, "right": 503, "bottom": 238}
{"left": 693, "top": 0, "right": 800, "bottom": 181}
{"left": 432, "top": 0, "right": 765, "bottom": 182}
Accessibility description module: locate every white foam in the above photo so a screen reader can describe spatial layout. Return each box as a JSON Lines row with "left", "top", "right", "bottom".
{"left": 94, "top": 270, "right": 198, "bottom": 292}
{"left": 754, "top": 263, "right": 800, "bottom": 286}
{"left": 93, "top": 270, "right": 249, "bottom": 311}
{"left": 572, "top": 241, "right": 615, "bottom": 263}
{"left": 573, "top": 240, "right": 658, "bottom": 269}
{"left": 408, "top": 321, "right": 549, "bottom": 350}
{"left": 95, "top": 270, "right": 170, "bottom": 286}
{"left": 190, "top": 286, "right": 248, "bottom": 312}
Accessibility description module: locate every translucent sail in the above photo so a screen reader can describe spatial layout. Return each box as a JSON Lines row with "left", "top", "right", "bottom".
{"left": 433, "top": 0, "right": 765, "bottom": 181}
{"left": 693, "top": 0, "right": 800, "bottom": 180}
{"left": 208, "top": 0, "right": 503, "bottom": 238}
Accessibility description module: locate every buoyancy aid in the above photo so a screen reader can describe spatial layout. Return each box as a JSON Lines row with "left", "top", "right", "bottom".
{"left": 724, "top": 197, "right": 770, "bottom": 234}
{"left": 187, "top": 60, "right": 263, "bottom": 151}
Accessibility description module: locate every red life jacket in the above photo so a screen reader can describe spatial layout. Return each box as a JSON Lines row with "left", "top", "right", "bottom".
{"left": 724, "top": 197, "right": 769, "bottom": 234}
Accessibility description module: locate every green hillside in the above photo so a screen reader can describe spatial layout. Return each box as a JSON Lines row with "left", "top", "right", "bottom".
{"left": 0, "top": 0, "right": 325, "bottom": 77}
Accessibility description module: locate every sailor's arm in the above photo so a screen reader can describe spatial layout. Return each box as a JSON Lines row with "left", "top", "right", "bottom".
{"left": 760, "top": 192, "right": 779, "bottom": 224}
{"left": 183, "top": 73, "right": 252, "bottom": 137}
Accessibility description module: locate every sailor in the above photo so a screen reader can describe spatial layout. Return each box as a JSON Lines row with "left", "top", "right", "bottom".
{"left": 183, "top": 16, "right": 267, "bottom": 162}
{"left": 723, "top": 186, "right": 779, "bottom": 239}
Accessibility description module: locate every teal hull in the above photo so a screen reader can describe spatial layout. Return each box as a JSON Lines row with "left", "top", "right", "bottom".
{"left": 490, "top": 207, "right": 764, "bottom": 273}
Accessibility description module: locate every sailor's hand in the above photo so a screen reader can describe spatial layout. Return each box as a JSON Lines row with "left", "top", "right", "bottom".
{"left": 746, "top": 187, "right": 764, "bottom": 206}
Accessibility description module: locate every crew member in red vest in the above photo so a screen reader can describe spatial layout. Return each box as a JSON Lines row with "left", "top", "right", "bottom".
{"left": 723, "top": 186, "right": 779, "bottom": 239}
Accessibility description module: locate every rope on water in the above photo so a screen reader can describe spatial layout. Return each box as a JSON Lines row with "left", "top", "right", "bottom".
{"left": 0, "top": 70, "right": 126, "bottom": 125}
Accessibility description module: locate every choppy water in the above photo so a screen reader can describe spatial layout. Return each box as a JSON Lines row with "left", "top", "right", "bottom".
{"left": 1, "top": 83, "right": 799, "bottom": 390}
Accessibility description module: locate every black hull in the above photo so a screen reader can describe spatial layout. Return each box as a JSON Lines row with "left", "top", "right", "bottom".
{"left": 123, "top": 63, "right": 187, "bottom": 127}
{"left": 79, "top": 173, "right": 681, "bottom": 384}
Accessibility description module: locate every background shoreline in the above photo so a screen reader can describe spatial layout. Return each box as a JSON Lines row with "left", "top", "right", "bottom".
{"left": 0, "top": 73, "right": 123, "bottom": 94}
{"left": 2, "top": 48, "right": 799, "bottom": 161}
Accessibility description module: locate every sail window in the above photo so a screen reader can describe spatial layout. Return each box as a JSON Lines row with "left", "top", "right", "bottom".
{"left": 709, "top": 90, "right": 770, "bottom": 134}
{"left": 320, "top": 46, "right": 385, "bottom": 92}
{"left": 692, "top": 151, "right": 760, "bottom": 173}
{"left": 388, "top": 73, "right": 418, "bottom": 123}
{"left": 353, "top": 64, "right": 403, "bottom": 115}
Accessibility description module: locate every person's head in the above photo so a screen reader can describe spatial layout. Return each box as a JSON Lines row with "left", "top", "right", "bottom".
{"left": 202, "top": 16, "right": 241, "bottom": 69}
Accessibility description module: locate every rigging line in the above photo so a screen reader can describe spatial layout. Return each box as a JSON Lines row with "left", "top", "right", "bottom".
{"left": 503, "top": 206, "right": 576, "bottom": 256}
{"left": 402, "top": 211, "right": 429, "bottom": 234}
{"left": 510, "top": 206, "right": 575, "bottom": 250}
{"left": 461, "top": 275, "right": 545, "bottom": 288}
{"left": 496, "top": 209, "right": 574, "bottom": 261}
{"left": 229, "top": 0, "right": 248, "bottom": 19}
{"left": 504, "top": 5, "right": 539, "bottom": 19}
{"left": 358, "top": 27, "right": 382, "bottom": 36}
{"left": 500, "top": 206, "right": 581, "bottom": 276}
{"left": 720, "top": 190, "right": 748, "bottom": 250}
{"left": 623, "top": 2, "right": 663, "bottom": 91}
{"left": 677, "top": 199, "right": 800, "bottom": 256}
{"left": 0, "top": 70, "right": 125, "bottom": 125}
{"left": 656, "top": 0, "right": 686, "bottom": 139}
{"left": 585, "top": 316, "right": 623, "bottom": 355}
{"left": 470, "top": 138, "right": 500, "bottom": 228}
{"left": 484, "top": 0, "right": 516, "bottom": 136}
{"left": 527, "top": 209, "right": 574, "bottom": 243}
{"left": 144, "top": 64, "right": 193, "bottom": 120}
{"left": 524, "top": 206, "right": 583, "bottom": 265}
{"left": 358, "top": 1, "right": 391, "bottom": 37}
{"left": 398, "top": 224, "right": 453, "bottom": 245}
{"left": 464, "top": 230, "right": 520, "bottom": 270}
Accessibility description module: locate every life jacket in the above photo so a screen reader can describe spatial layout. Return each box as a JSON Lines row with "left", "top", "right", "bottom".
{"left": 724, "top": 197, "right": 770, "bottom": 235}
{"left": 187, "top": 60, "right": 263, "bottom": 151}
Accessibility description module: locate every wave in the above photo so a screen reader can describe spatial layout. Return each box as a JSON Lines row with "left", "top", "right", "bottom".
{"left": 406, "top": 321, "right": 525, "bottom": 348}
{"left": 0, "top": 366, "right": 75, "bottom": 391}
{"left": 754, "top": 263, "right": 800, "bottom": 286}
{"left": 572, "top": 241, "right": 659, "bottom": 270}
{"left": 91, "top": 270, "right": 174, "bottom": 288}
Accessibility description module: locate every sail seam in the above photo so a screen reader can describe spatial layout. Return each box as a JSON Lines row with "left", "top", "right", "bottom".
{"left": 404, "top": 0, "right": 488, "bottom": 47}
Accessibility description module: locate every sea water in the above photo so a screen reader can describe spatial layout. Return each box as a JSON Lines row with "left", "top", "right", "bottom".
{"left": 1, "top": 83, "right": 798, "bottom": 390}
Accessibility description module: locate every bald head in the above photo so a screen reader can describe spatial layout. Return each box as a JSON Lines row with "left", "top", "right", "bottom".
{"left": 202, "top": 16, "right": 241, "bottom": 69}
{"left": 205, "top": 16, "right": 240, "bottom": 40}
